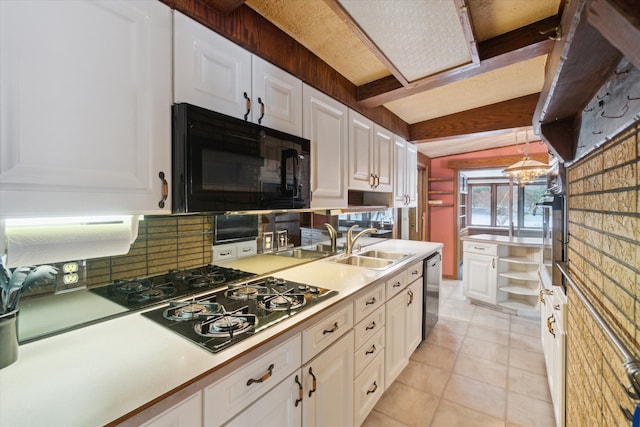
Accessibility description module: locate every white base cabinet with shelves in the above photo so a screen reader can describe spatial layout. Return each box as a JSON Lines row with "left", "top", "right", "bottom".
{"left": 0, "top": 0, "right": 172, "bottom": 217}
{"left": 140, "top": 391, "right": 202, "bottom": 427}
{"left": 462, "top": 239, "right": 542, "bottom": 313}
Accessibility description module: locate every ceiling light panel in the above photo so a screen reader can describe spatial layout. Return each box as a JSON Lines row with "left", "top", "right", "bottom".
{"left": 338, "top": 0, "right": 472, "bottom": 82}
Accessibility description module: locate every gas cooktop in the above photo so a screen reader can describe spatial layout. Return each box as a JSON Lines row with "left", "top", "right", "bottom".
{"left": 142, "top": 275, "right": 337, "bottom": 353}
{"left": 90, "top": 265, "right": 256, "bottom": 311}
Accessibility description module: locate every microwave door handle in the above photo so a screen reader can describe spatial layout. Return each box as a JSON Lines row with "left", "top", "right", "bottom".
{"left": 292, "top": 151, "right": 299, "bottom": 197}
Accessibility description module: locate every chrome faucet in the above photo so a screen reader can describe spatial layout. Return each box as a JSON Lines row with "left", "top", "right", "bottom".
{"left": 345, "top": 225, "right": 377, "bottom": 255}
{"left": 324, "top": 223, "right": 338, "bottom": 253}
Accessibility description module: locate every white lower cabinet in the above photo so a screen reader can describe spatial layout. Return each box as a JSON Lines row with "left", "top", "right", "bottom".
{"left": 462, "top": 242, "right": 498, "bottom": 304}
{"left": 224, "top": 372, "right": 302, "bottom": 427}
{"left": 204, "top": 334, "right": 302, "bottom": 426}
{"left": 140, "top": 391, "right": 202, "bottom": 427}
{"left": 354, "top": 351, "right": 385, "bottom": 426}
{"left": 302, "top": 331, "right": 354, "bottom": 427}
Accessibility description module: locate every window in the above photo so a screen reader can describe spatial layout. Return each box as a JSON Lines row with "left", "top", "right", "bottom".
{"left": 469, "top": 182, "right": 545, "bottom": 229}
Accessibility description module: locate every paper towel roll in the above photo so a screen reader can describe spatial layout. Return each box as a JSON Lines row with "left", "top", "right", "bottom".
{"left": 4, "top": 220, "right": 137, "bottom": 268}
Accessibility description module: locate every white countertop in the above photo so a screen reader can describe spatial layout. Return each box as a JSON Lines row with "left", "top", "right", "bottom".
{"left": 0, "top": 239, "right": 442, "bottom": 427}
{"left": 461, "top": 233, "right": 549, "bottom": 247}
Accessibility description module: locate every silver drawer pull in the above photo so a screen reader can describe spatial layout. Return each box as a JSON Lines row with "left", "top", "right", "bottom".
{"left": 323, "top": 322, "right": 339, "bottom": 335}
{"left": 366, "top": 381, "right": 378, "bottom": 395}
{"left": 392, "top": 281, "right": 402, "bottom": 288}
{"left": 220, "top": 251, "right": 231, "bottom": 256}
{"left": 365, "top": 297, "right": 377, "bottom": 306}
{"left": 365, "top": 321, "right": 376, "bottom": 331}
{"left": 246, "top": 363, "right": 274, "bottom": 386}
{"left": 411, "top": 270, "right": 419, "bottom": 275}
{"left": 473, "top": 246, "right": 485, "bottom": 250}
{"left": 242, "top": 248, "right": 252, "bottom": 252}
{"left": 365, "top": 345, "right": 376, "bottom": 355}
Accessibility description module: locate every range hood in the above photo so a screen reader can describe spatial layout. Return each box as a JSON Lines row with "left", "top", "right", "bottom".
{"left": 1, "top": 216, "right": 140, "bottom": 268}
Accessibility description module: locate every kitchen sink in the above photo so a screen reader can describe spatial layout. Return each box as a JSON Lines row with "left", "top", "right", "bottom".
{"left": 271, "top": 248, "right": 331, "bottom": 259}
{"left": 358, "top": 250, "right": 411, "bottom": 261}
{"left": 334, "top": 256, "right": 393, "bottom": 269}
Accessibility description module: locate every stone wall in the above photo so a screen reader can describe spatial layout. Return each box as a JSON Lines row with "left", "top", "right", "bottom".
{"left": 565, "top": 123, "right": 639, "bottom": 426}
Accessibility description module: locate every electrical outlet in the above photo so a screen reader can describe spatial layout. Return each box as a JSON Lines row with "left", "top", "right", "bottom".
{"left": 63, "top": 273, "right": 79, "bottom": 285}
{"left": 62, "top": 262, "right": 79, "bottom": 274}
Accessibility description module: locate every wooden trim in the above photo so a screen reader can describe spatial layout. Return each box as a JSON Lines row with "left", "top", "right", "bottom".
{"left": 409, "top": 94, "right": 540, "bottom": 141}
{"left": 455, "top": 0, "right": 480, "bottom": 64}
{"left": 357, "top": 16, "right": 559, "bottom": 108}
{"left": 197, "top": 0, "right": 246, "bottom": 15}
{"left": 588, "top": 0, "right": 640, "bottom": 71}
{"left": 447, "top": 153, "right": 548, "bottom": 169}
{"left": 322, "top": 0, "right": 409, "bottom": 86}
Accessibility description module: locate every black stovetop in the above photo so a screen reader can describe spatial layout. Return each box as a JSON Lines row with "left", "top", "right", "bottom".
{"left": 142, "top": 275, "right": 337, "bottom": 354}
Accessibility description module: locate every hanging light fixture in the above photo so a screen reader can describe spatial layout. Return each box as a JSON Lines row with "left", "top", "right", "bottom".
{"left": 503, "top": 131, "right": 549, "bottom": 185}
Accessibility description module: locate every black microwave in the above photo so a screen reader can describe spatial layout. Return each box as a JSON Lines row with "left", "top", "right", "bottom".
{"left": 172, "top": 104, "right": 311, "bottom": 213}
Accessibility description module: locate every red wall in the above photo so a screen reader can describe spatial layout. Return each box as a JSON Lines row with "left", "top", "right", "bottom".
{"left": 429, "top": 142, "right": 549, "bottom": 278}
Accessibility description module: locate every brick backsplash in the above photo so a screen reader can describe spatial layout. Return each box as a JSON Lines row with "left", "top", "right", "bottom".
{"left": 566, "top": 123, "right": 639, "bottom": 426}
{"left": 85, "top": 215, "right": 212, "bottom": 287}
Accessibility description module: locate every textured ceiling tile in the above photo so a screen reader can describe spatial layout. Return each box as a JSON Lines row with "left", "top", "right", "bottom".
{"left": 384, "top": 55, "right": 548, "bottom": 124}
{"left": 339, "top": 0, "right": 471, "bottom": 81}
{"left": 468, "top": 0, "right": 562, "bottom": 41}
{"left": 246, "top": 0, "right": 390, "bottom": 85}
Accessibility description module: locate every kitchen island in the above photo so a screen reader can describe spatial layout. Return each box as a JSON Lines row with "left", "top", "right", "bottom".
{"left": 0, "top": 238, "right": 441, "bottom": 427}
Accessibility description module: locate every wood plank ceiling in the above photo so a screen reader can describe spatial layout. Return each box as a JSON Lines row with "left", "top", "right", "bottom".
{"left": 194, "top": 0, "right": 564, "bottom": 157}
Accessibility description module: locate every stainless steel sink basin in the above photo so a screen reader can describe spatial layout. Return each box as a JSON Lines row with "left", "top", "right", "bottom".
{"left": 335, "top": 256, "right": 393, "bottom": 269}
{"left": 358, "top": 250, "right": 411, "bottom": 261}
{"left": 272, "top": 248, "right": 330, "bottom": 259}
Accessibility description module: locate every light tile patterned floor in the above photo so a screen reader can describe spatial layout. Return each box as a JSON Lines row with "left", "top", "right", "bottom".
{"left": 362, "top": 279, "right": 556, "bottom": 427}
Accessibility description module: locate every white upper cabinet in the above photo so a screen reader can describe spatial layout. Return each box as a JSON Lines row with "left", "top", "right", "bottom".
{"left": 303, "top": 84, "right": 348, "bottom": 208}
{"left": 348, "top": 110, "right": 393, "bottom": 192}
{"left": 393, "top": 135, "right": 418, "bottom": 207}
{"left": 174, "top": 12, "right": 303, "bottom": 136}
{"left": 252, "top": 56, "right": 303, "bottom": 136}
{"left": 0, "top": 0, "right": 173, "bottom": 217}
{"left": 174, "top": 11, "right": 251, "bottom": 120}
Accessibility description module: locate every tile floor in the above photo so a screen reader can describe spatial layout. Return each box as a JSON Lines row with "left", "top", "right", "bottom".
{"left": 362, "top": 279, "right": 556, "bottom": 427}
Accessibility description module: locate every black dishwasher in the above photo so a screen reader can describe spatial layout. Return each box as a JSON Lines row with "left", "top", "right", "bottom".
{"left": 423, "top": 252, "right": 441, "bottom": 340}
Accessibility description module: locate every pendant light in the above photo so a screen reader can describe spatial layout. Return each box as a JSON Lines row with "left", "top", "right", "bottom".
{"left": 503, "top": 131, "right": 549, "bottom": 185}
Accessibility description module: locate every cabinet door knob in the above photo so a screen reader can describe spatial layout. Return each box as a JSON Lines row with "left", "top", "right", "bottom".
{"left": 322, "top": 322, "right": 339, "bottom": 335}
{"left": 294, "top": 375, "right": 303, "bottom": 407}
{"left": 243, "top": 92, "right": 251, "bottom": 121}
{"left": 257, "top": 97, "right": 265, "bottom": 124}
{"left": 366, "top": 381, "right": 378, "bottom": 395}
{"left": 308, "top": 367, "right": 317, "bottom": 397}
{"left": 158, "top": 171, "right": 168, "bottom": 208}
{"left": 246, "top": 363, "right": 274, "bottom": 386}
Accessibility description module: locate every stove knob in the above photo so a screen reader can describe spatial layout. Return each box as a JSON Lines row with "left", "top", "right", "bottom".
{"left": 309, "top": 286, "right": 319, "bottom": 294}
{"left": 276, "top": 278, "right": 287, "bottom": 286}
{"left": 298, "top": 284, "right": 308, "bottom": 291}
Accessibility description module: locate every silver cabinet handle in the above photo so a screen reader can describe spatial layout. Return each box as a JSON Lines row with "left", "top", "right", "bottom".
{"left": 323, "top": 322, "right": 338, "bottom": 335}
{"left": 158, "top": 172, "right": 168, "bottom": 208}
{"left": 392, "top": 281, "right": 402, "bottom": 288}
{"left": 407, "top": 289, "right": 414, "bottom": 306}
{"left": 246, "top": 364, "right": 274, "bottom": 386}
{"left": 492, "top": 258, "right": 495, "bottom": 268}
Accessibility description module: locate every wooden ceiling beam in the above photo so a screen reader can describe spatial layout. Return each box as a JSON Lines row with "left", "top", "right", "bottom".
{"left": 196, "top": 0, "right": 246, "bottom": 15}
{"left": 587, "top": 0, "right": 640, "bottom": 71}
{"left": 455, "top": 0, "right": 480, "bottom": 64}
{"left": 357, "top": 15, "right": 559, "bottom": 108}
{"left": 409, "top": 93, "right": 540, "bottom": 142}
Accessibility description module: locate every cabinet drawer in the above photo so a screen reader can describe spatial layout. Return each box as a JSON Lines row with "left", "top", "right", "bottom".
{"left": 354, "top": 327, "right": 385, "bottom": 378}
{"left": 354, "top": 282, "right": 385, "bottom": 324}
{"left": 406, "top": 260, "right": 423, "bottom": 283}
{"left": 385, "top": 270, "right": 406, "bottom": 300}
{"left": 236, "top": 240, "right": 257, "bottom": 258}
{"left": 212, "top": 243, "right": 237, "bottom": 261}
{"left": 464, "top": 241, "right": 498, "bottom": 256}
{"left": 354, "top": 305, "right": 385, "bottom": 350}
{"left": 302, "top": 303, "right": 353, "bottom": 363}
{"left": 354, "top": 350, "right": 385, "bottom": 426}
{"left": 203, "top": 334, "right": 301, "bottom": 425}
